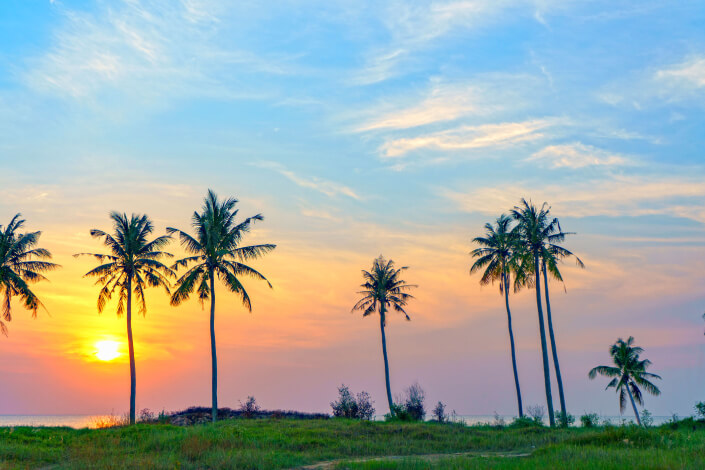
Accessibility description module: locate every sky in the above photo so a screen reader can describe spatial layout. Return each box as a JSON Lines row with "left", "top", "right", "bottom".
{"left": 0, "top": 0, "right": 704, "bottom": 419}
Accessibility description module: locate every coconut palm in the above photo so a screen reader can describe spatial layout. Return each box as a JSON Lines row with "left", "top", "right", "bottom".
{"left": 0, "top": 214, "right": 59, "bottom": 336}
{"left": 352, "top": 255, "right": 416, "bottom": 415}
{"left": 510, "top": 198, "right": 562, "bottom": 426}
{"left": 539, "top": 234, "right": 584, "bottom": 426}
{"left": 168, "top": 190, "right": 275, "bottom": 423}
{"left": 589, "top": 336, "right": 661, "bottom": 426}
{"left": 76, "top": 212, "right": 173, "bottom": 425}
{"left": 470, "top": 214, "right": 525, "bottom": 418}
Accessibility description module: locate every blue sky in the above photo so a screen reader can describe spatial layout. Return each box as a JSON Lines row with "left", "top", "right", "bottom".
{"left": 0, "top": 0, "right": 704, "bottom": 418}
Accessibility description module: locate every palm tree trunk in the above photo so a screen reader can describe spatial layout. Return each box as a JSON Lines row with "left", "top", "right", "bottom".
{"left": 534, "top": 252, "right": 555, "bottom": 427}
{"left": 379, "top": 305, "right": 394, "bottom": 415}
{"left": 542, "top": 261, "right": 567, "bottom": 425}
{"left": 503, "top": 272, "right": 523, "bottom": 418}
{"left": 126, "top": 277, "right": 136, "bottom": 426}
{"left": 209, "top": 269, "right": 218, "bottom": 423}
{"left": 626, "top": 384, "right": 642, "bottom": 426}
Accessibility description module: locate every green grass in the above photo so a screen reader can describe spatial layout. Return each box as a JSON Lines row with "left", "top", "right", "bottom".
{"left": 0, "top": 419, "right": 703, "bottom": 469}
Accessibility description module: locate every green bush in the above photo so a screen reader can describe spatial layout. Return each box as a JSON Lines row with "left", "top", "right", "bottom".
{"left": 580, "top": 413, "right": 600, "bottom": 428}
{"left": 555, "top": 410, "right": 575, "bottom": 427}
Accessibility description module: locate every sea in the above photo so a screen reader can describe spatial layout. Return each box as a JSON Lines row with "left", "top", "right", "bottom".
{"left": 0, "top": 414, "right": 676, "bottom": 429}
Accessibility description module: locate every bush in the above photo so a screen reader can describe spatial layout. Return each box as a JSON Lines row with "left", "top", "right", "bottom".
{"left": 695, "top": 402, "right": 705, "bottom": 420}
{"left": 511, "top": 416, "right": 542, "bottom": 428}
{"left": 640, "top": 409, "right": 653, "bottom": 427}
{"left": 239, "top": 396, "right": 261, "bottom": 419}
{"left": 138, "top": 408, "right": 155, "bottom": 423}
{"left": 432, "top": 401, "right": 447, "bottom": 423}
{"left": 555, "top": 410, "right": 575, "bottom": 427}
{"left": 492, "top": 412, "right": 506, "bottom": 428}
{"left": 580, "top": 413, "right": 600, "bottom": 428}
{"left": 403, "top": 382, "right": 426, "bottom": 421}
{"left": 330, "top": 385, "right": 375, "bottom": 420}
{"left": 527, "top": 405, "right": 545, "bottom": 424}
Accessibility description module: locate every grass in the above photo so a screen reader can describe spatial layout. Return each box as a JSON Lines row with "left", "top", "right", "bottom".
{"left": 0, "top": 418, "right": 703, "bottom": 469}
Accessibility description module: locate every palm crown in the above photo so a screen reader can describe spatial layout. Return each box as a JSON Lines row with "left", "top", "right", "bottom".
{"left": 0, "top": 214, "right": 59, "bottom": 335}
{"left": 352, "top": 255, "right": 415, "bottom": 324}
{"left": 470, "top": 214, "right": 523, "bottom": 293}
{"left": 589, "top": 336, "right": 661, "bottom": 413}
{"left": 76, "top": 212, "right": 174, "bottom": 315}
{"left": 168, "top": 190, "right": 275, "bottom": 309}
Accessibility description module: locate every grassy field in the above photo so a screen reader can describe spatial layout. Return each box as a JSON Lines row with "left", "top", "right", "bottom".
{"left": 0, "top": 418, "right": 703, "bottom": 469}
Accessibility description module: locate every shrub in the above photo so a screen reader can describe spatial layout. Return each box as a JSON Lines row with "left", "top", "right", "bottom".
{"left": 695, "top": 401, "right": 705, "bottom": 420}
{"left": 580, "top": 413, "right": 600, "bottom": 428}
{"left": 157, "top": 410, "right": 170, "bottom": 424}
{"left": 138, "top": 408, "right": 155, "bottom": 423}
{"left": 526, "top": 405, "right": 545, "bottom": 424}
{"left": 492, "top": 412, "right": 506, "bottom": 428}
{"left": 403, "top": 382, "right": 426, "bottom": 421}
{"left": 640, "top": 409, "right": 653, "bottom": 427}
{"left": 331, "top": 385, "right": 375, "bottom": 420}
{"left": 239, "top": 396, "right": 261, "bottom": 419}
{"left": 555, "top": 410, "right": 575, "bottom": 427}
{"left": 432, "top": 401, "right": 447, "bottom": 423}
{"left": 511, "top": 416, "right": 541, "bottom": 428}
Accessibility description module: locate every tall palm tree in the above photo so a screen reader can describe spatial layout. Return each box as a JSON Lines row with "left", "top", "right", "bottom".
{"left": 539, "top": 234, "right": 584, "bottom": 426}
{"left": 352, "top": 255, "right": 416, "bottom": 415}
{"left": 470, "top": 214, "right": 524, "bottom": 418}
{"left": 0, "top": 214, "right": 59, "bottom": 336}
{"left": 76, "top": 212, "right": 173, "bottom": 425}
{"left": 168, "top": 190, "right": 275, "bottom": 423}
{"left": 589, "top": 336, "right": 661, "bottom": 426}
{"left": 510, "top": 198, "right": 562, "bottom": 426}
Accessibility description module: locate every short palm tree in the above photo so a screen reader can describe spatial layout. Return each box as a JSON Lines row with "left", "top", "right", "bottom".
{"left": 168, "top": 190, "right": 275, "bottom": 423}
{"left": 589, "top": 336, "right": 661, "bottom": 426}
{"left": 76, "top": 212, "right": 173, "bottom": 425}
{"left": 470, "top": 214, "right": 524, "bottom": 418}
{"left": 352, "top": 255, "right": 416, "bottom": 415}
{"left": 510, "top": 198, "right": 561, "bottom": 426}
{"left": 539, "top": 232, "right": 584, "bottom": 426}
{"left": 0, "top": 214, "right": 59, "bottom": 336}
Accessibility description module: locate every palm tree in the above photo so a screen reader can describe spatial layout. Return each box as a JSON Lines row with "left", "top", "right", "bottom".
{"left": 470, "top": 215, "right": 524, "bottom": 418}
{"left": 589, "top": 336, "right": 661, "bottom": 426}
{"left": 352, "top": 255, "right": 416, "bottom": 415}
{"left": 168, "top": 189, "right": 275, "bottom": 423}
{"left": 0, "top": 214, "right": 59, "bottom": 336}
{"left": 76, "top": 212, "right": 173, "bottom": 425}
{"left": 539, "top": 233, "right": 584, "bottom": 426}
{"left": 510, "top": 198, "right": 561, "bottom": 426}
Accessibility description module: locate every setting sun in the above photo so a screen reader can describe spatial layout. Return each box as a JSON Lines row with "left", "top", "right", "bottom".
{"left": 94, "top": 340, "right": 121, "bottom": 362}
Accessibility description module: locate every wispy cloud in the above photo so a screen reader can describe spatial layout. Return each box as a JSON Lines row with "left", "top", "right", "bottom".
{"left": 256, "top": 162, "right": 361, "bottom": 200}
{"left": 443, "top": 175, "right": 705, "bottom": 222}
{"left": 655, "top": 56, "right": 705, "bottom": 89}
{"left": 528, "top": 142, "right": 632, "bottom": 169}
{"left": 380, "top": 118, "right": 554, "bottom": 158}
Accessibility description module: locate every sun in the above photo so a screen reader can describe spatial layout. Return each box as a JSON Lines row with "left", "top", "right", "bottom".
{"left": 94, "top": 340, "right": 121, "bottom": 362}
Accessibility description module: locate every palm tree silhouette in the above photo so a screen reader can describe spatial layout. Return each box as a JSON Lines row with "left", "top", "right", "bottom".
{"left": 0, "top": 214, "right": 59, "bottom": 336}
{"left": 510, "top": 199, "right": 560, "bottom": 426}
{"left": 470, "top": 215, "right": 525, "bottom": 418}
{"left": 352, "top": 255, "right": 416, "bottom": 415}
{"left": 76, "top": 212, "right": 173, "bottom": 425}
{"left": 168, "top": 190, "right": 275, "bottom": 423}
{"left": 539, "top": 230, "right": 584, "bottom": 426}
{"left": 589, "top": 336, "right": 661, "bottom": 426}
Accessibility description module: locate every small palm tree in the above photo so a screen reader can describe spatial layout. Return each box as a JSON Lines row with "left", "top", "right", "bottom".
{"left": 352, "top": 255, "right": 416, "bottom": 415}
{"left": 168, "top": 190, "right": 275, "bottom": 423}
{"left": 589, "top": 336, "right": 661, "bottom": 426}
{"left": 470, "top": 214, "right": 525, "bottom": 418}
{"left": 76, "top": 212, "right": 173, "bottom": 425}
{"left": 0, "top": 214, "right": 59, "bottom": 335}
{"left": 511, "top": 199, "right": 561, "bottom": 426}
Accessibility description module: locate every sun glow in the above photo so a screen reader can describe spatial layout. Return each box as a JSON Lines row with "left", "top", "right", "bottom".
{"left": 94, "top": 340, "right": 121, "bottom": 362}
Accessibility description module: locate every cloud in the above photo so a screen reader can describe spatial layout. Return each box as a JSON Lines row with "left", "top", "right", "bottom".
{"left": 255, "top": 162, "right": 361, "bottom": 200}
{"left": 528, "top": 142, "right": 632, "bottom": 169}
{"left": 443, "top": 175, "right": 705, "bottom": 222}
{"left": 379, "top": 119, "right": 554, "bottom": 158}
{"left": 655, "top": 56, "right": 705, "bottom": 89}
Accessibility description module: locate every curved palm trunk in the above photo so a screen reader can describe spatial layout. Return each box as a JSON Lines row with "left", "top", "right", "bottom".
{"left": 626, "top": 384, "right": 642, "bottom": 426}
{"left": 126, "top": 277, "right": 136, "bottom": 426}
{"left": 379, "top": 305, "right": 394, "bottom": 415}
{"left": 533, "top": 252, "right": 555, "bottom": 427}
{"left": 542, "top": 261, "right": 567, "bottom": 425}
{"left": 503, "top": 272, "right": 523, "bottom": 418}
{"left": 209, "top": 269, "right": 218, "bottom": 423}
